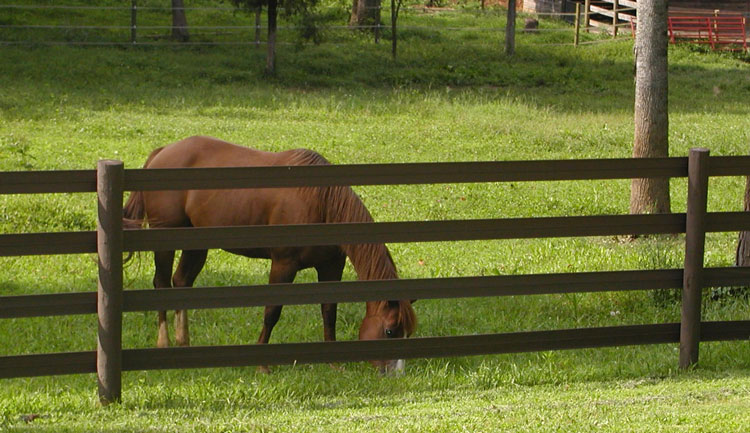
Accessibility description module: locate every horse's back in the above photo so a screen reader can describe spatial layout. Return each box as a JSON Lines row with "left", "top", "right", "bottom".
{"left": 146, "top": 136, "right": 328, "bottom": 169}
{"left": 140, "top": 136, "right": 329, "bottom": 230}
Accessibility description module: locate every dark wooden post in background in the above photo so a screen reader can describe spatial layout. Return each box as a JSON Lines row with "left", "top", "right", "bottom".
{"left": 505, "top": 0, "right": 516, "bottom": 55}
{"left": 391, "top": 0, "right": 398, "bottom": 59}
{"left": 255, "top": 6, "right": 262, "bottom": 47}
{"left": 131, "top": 0, "right": 137, "bottom": 44}
{"left": 680, "top": 148, "right": 709, "bottom": 369}
{"left": 266, "top": 0, "right": 278, "bottom": 74}
{"left": 584, "top": 0, "right": 591, "bottom": 33}
{"left": 97, "top": 160, "right": 124, "bottom": 405}
{"left": 573, "top": 3, "right": 581, "bottom": 47}
{"left": 612, "top": 0, "right": 619, "bottom": 37}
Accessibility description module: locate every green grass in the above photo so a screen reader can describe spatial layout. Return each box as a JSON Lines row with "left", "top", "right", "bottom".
{"left": 2, "top": 2, "right": 750, "bottom": 431}
{"left": 2, "top": 370, "right": 750, "bottom": 432}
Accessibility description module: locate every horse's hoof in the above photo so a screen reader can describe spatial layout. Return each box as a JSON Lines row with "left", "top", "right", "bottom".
{"left": 257, "top": 365, "right": 271, "bottom": 374}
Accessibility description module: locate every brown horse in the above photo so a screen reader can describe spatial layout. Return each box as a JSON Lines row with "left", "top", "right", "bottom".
{"left": 123, "top": 136, "right": 416, "bottom": 373}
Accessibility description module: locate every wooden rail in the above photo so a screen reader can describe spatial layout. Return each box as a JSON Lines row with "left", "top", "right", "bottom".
{"left": 1, "top": 151, "right": 750, "bottom": 404}
{"left": 3, "top": 321, "right": 749, "bottom": 379}
{"left": 2, "top": 156, "right": 749, "bottom": 194}
{"left": 3, "top": 267, "right": 747, "bottom": 319}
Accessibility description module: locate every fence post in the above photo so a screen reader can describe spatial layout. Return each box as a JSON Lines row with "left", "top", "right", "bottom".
{"left": 97, "top": 160, "right": 124, "bottom": 405}
{"left": 574, "top": 2, "right": 581, "bottom": 46}
{"left": 584, "top": 0, "right": 591, "bottom": 33}
{"left": 374, "top": 4, "right": 381, "bottom": 44}
{"left": 131, "top": 0, "right": 137, "bottom": 44}
{"left": 505, "top": 0, "right": 516, "bottom": 55}
{"left": 612, "top": 0, "right": 619, "bottom": 37}
{"left": 255, "top": 6, "right": 261, "bottom": 47}
{"left": 680, "top": 148, "right": 709, "bottom": 369}
{"left": 391, "top": 0, "right": 398, "bottom": 59}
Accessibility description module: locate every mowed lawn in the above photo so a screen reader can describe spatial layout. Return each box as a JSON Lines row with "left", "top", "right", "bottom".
{"left": 1, "top": 5, "right": 750, "bottom": 431}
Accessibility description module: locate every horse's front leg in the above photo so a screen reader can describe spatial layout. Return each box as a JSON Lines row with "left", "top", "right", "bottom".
{"left": 316, "top": 257, "right": 345, "bottom": 343}
{"left": 320, "top": 302, "right": 345, "bottom": 372}
{"left": 321, "top": 303, "right": 338, "bottom": 342}
{"left": 256, "top": 259, "right": 298, "bottom": 374}
{"left": 316, "top": 257, "right": 345, "bottom": 371}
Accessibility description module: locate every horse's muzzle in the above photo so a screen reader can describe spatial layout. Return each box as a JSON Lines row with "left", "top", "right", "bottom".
{"left": 378, "top": 359, "right": 405, "bottom": 375}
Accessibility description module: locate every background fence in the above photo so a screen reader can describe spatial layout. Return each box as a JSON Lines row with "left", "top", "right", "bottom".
{"left": 0, "top": 1, "right": 633, "bottom": 48}
{"left": 1, "top": 149, "right": 749, "bottom": 404}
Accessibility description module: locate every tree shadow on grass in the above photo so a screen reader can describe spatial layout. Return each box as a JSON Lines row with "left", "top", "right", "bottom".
{"left": 1, "top": 42, "right": 748, "bottom": 120}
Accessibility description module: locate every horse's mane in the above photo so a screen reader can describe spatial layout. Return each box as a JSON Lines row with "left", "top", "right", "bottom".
{"left": 285, "top": 149, "right": 396, "bottom": 281}
{"left": 287, "top": 149, "right": 417, "bottom": 336}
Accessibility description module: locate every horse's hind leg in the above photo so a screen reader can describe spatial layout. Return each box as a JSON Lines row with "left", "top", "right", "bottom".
{"left": 154, "top": 250, "right": 176, "bottom": 348}
{"left": 172, "top": 249, "right": 208, "bottom": 347}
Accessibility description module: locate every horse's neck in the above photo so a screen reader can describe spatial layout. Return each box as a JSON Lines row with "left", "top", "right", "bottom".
{"left": 346, "top": 243, "right": 398, "bottom": 281}
{"left": 321, "top": 186, "right": 398, "bottom": 281}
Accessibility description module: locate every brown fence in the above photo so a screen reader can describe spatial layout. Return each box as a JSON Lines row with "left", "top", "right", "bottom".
{"left": 1, "top": 148, "right": 750, "bottom": 404}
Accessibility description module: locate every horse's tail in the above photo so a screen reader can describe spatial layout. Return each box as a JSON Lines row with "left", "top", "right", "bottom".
{"left": 123, "top": 146, "right": 164, "bottom": 229}
{"left": 123, "top": 190, "right": 145, "bottom": 230}
{"left": 122, "top": 188, "right": 144, "bottom": 265}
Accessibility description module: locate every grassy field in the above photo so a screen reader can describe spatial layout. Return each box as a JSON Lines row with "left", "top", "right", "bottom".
{"left": 1, "top": 1, "right": 750, "bottom": 431}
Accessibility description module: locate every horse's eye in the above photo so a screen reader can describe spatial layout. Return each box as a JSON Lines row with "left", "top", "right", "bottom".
{"left": 385, "top": 329, "right": 394, "bottom": 337}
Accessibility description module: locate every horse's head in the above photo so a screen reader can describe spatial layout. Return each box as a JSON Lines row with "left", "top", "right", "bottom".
{"left": 359, "top": 300, "right": 416, "bottom": 374}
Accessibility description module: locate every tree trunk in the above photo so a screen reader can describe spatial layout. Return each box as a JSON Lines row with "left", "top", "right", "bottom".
{"left": 350, "top": 0, "right": 381, "bottom": 31}
{"left": 711, "top": 174, "right": 750, "bottom": 299}
{"left": 171, "top": 0, "right": 190, "bottom": 42}
{"left": 630, "top": 0, "right": 670, "bottom": 214}
{"left": 736, "top": 176, "right": 750, "bottom": 266}
{"left": 266, "top": 0, "right": 277, "bottom": 75}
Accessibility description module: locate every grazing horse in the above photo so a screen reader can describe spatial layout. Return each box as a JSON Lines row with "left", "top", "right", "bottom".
{"left": 123, "top": 136, "right": 416, "bottom": 373}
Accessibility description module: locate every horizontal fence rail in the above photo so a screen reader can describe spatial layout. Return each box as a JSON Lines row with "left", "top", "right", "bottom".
{"left": 0, "top": 170, "right": 97, "bottom": 194}
{"left": 121, "top": 214, "right": 688, "bottom": 252}
{"left": 707, "top": 211, "right": 750, "bottom": 232}
{"left": 1, "top": 156, "right": 748, "bottom": 195}
{"left": 0, "top": 210, "right": 747, "bottom": 257}
{"left": 3, "top": 321, "right": 749, "bottom": 378}
{"left": 1, "top": 269, "right": 684, "bottom": 318}
{"left": 121, "top": 158, "right": 690, "bottom": 190}
{"left": 2, "top": 266, "right": 747, "bottom": 320}
{"left": 1, "top": 150, "right": 749, "bottom": 404}
{"left": 120, "top": 321, "right": 750, "bottom": 370}
{"left": 0, "top": 231, "right": 97, "bottom": 256}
